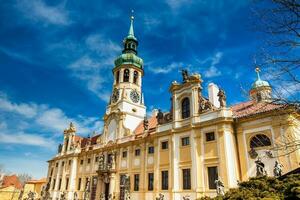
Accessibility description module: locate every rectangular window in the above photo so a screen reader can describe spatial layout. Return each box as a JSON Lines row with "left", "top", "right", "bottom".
{"left": 65, "top": 178, "right": 69, "bottom": 190}
{"left": 122, "top": 151, "right": 127, "bottom": 158}
{"left": 135, "top": 149, "right": 141, "bottom": 156}
{"left": 95, "top": 156, "right": 99, "bottom": 162}
{"left": 87, "top": 158, "right": 91, "bottom": 164}
{"left": 161, "top": 171, "right": 168, "bottom": 190}
{"left": 181, "top": 137, "right": 190, "bottom": 146}
{"left": 58, "top": 178, "right": 62, "bottom": 190}
{"left": 208, "top": 166, "right": 218, "bottom": 189}
{"left": 80, "top": 160, "right": 84, "bottom": 165}
{"left": 161, "top": 141, "right": 168, "bottom": 150}
{"left": 56, "top": 162, "right": 58, "bottom": 167}
{"left": 52, "top": 179, "right": 56, "bottom": 190}
{"left": 182, "top": 169, "right": 191, "bottom": 190}
{"left": 69, "top": 160, "right": 72, "bottom": 165}
{"left": 62, "top": 161, "right": 64, "bottom": 166}
{"left": 206, "top": 132, "right": 215, "bottom": 142}
{"left": 148, "top": 173, "right": 154, "bottom": 191}
{"left": 78, "top": 178, "right": 81, "bottom": 190}
{"left": 134, "top": 174, "right": 139, "bottom": 191}
{"left": 50, "top": 168, "right": 53, "bottom": 176}
{"left": 148, "top": 146, "right": 154, "bottom": 154}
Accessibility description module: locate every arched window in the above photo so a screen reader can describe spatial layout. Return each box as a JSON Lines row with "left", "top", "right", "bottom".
{"left": 133, "top": 71, "right": 138, "bottom": 84}
{"left": 116, "top": 71, "right": 120, "bottom": 83}
{"left": 181, "top": 97, "right": 190, "bottom": 119}
{"left": 123, "top": 69, "right": 130, "bottom": 82}
{"left": 250, "top": 134, "right": 271, "bottom": 148}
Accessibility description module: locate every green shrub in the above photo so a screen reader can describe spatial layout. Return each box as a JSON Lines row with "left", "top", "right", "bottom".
{"left": 198, "top": 174, "right": 300, "bottom": 200}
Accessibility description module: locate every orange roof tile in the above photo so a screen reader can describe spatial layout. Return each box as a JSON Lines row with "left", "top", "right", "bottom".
{"left": 231, "top": 100, "right": 286, "bottom": 118}
{"left": 134, "top": 114, "right": 158, "bottom": 135}
{"left": 1, "top": 175, "right": 22, "bottom": 189}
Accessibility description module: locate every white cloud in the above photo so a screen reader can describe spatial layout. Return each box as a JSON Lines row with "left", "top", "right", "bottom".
{"left": 67, "top": 34, "right": 121, "bottom": 102}
{"left": 0, "top": 92, "right": 103, "bottom": 148}
{"left": 16, "top": 0, "right": 70, "bottom": 25}
{"left": 201, "top": 52, "right": 223, "bottom": 78}
{"left": 149, "top": 62, "right": 182, "bottom": 74}
{"left": 0, "top": 131, "right": 55, "bottom": 148}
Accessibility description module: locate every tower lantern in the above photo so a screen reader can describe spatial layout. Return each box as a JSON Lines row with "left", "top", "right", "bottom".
{"left": 249, "top": 67, "right": 272, "bottom": 102}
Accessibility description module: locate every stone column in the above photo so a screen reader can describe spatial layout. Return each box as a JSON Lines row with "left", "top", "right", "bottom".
{"left": 109, "top": 173, "right": 116, "bottom": 197}
{"left": 53, "top": 161, "right": 62, "bottom": 200}
{"left": 68, "top": 157, "right": 78, "bottom": 199}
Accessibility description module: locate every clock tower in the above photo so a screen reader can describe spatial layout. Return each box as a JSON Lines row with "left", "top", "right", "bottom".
{"left": 103, "top": 14, "right": 146, "bottom": 141}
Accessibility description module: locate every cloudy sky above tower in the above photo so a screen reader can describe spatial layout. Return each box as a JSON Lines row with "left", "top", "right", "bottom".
{"left": 0, "top": 0, "right": 268, "bottom": 178}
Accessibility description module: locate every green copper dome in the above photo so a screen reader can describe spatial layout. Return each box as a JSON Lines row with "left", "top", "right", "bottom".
{"left": 114, "top": 53, "right": 143, "bottom": 69}
{"left": 113, "top": 12, "right": 143, "bottom": 69}
{"left": 251, "top": 68, "right": 270, "bottom": 89}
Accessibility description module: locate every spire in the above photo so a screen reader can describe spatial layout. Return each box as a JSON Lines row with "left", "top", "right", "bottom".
{"left": 255, "top": 67, "right": 261, "bottom": 81}
{"left": 128, "top": 10, "right": 135, "bottom": 38}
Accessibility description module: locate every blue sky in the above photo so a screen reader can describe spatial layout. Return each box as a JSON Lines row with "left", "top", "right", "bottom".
{"left": 0, "top": 0, "right": 270, "bottom": 178}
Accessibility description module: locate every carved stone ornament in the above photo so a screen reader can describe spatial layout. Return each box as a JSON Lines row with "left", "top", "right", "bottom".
{"left": 199, "top": 96, "right": 214, "bottom": 113}
{"left": 111, "top": 88, "right": 120, "bottom": 103}
{"left": 248, "top": 148, "right": 258, "bottom": 159}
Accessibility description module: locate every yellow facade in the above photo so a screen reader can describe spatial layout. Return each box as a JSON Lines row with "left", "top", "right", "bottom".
{"left": 45, "top": 16, "right": 300, "bottom": 200}
{"left": 22, "top": 179, "right": 46, "bottom": 199}
{"left": 0, "top": 186, "right": 20, "bottom": 200}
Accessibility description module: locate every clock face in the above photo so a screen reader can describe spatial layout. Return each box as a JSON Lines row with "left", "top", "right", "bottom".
{"left": 130, "top": 90, "right": 140, "bottom": 103}
{"left": 111, "top": 89, "right": 119, "bottom": 103}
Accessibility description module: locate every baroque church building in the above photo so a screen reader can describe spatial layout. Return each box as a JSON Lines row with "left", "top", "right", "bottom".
{"left": 45, "top": 16, "right": 300, "bottom": 200}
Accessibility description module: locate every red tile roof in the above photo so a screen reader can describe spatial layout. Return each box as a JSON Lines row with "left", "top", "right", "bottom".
{"left": 134, "top": 115, "right": 158, "bottom": 135}
{"left": 80, "top": 135, "right": 100, "bottom": 148}
{"left": 231, "top": 100, "right": 286, "bottom": 118}
{"left": 1, "top": 175, "right": 22, "bottom": 189}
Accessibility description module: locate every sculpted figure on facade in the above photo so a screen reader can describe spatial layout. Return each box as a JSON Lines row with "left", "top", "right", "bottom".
{"left": 255, "top": 158, "right": 267, "bottom": 176}
{"left": 99, "top": 153, "right": 105, "bottom": 170}
{"left": 182, "top": 69, "right": 189, "bottom": 83}
{"left": 156, "top": 193, "right": 164, "bottom": 200}
{"left": 57, "top": 144, "right": 62, "bottom": 153}
{"left": 84, "top": 178, "right": 91, "bottom": 200}
{"left": 274, "top": 161, "right": 283, "bottom": 177}
{"left": 215, "top": 177, "right": 225, "bottom": 196}
{"left": 183, "top": 195, "right": 190, "bottom": 200}
{"left": 156, "top": 109, "right": 164, "bottom": 124}
{"left": 73, "top": 192, "right": 78, "bottom": 200}
{"left": 143, "top": 116, "right": 149, "bottom": 131}
{"left": 218, "top": 89, "right": 226, "bottom": 107}
{"left": 100, "top": 193, "right": 105, "bottom": 200}
{"left": 110, "top": 152, "right": 116, "bottom": 169}
{"left": 60, "top": 192, "right": 66, "bottom": 200}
